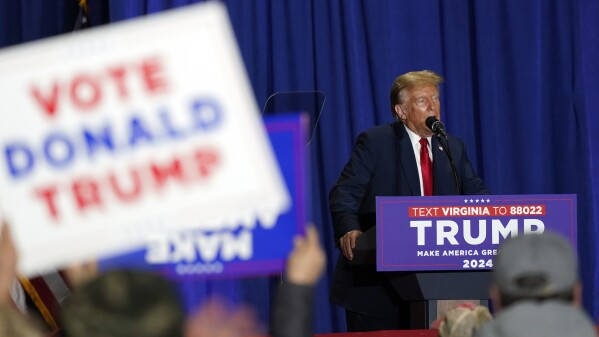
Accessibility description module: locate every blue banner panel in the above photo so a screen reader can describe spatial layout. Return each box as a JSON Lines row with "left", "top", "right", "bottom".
{"left": 99, "top": 113, "right": 308, "bottom": 280}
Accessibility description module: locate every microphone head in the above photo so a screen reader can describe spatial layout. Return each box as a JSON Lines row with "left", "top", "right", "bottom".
{"left": 425, "top": 116, "right": 438, "bottom": 130}
{"left": 425, "top": 116, "right": 446, "bottom": 135}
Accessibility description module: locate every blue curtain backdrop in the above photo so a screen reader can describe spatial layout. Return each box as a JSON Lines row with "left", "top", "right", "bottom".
{"left": 1, "top": 0, "right": 598, "bottom": 332}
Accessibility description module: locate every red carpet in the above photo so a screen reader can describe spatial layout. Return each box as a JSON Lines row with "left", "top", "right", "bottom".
{"left": 315, "top": 330, "right": 438, "bottom": 337}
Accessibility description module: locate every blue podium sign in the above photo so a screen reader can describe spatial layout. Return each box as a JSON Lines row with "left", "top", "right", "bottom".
{"left": 376, "top": 194, "right": 576, "bottom": 271}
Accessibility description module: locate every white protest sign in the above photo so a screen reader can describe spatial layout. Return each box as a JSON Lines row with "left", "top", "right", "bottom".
{"left": 0, "top": 2, "right": 289, "bottom": 276}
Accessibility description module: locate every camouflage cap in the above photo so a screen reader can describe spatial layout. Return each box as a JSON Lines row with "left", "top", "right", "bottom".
{"left": 62, "top": 269, "right": 184, "bottom": 337}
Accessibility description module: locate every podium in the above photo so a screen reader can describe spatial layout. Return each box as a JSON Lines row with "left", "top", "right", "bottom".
{"left": 353, "top": 194, "right": 576, "bottom": 328}
{"left": 350, "top": 226, "right": 491, "bottom": 328}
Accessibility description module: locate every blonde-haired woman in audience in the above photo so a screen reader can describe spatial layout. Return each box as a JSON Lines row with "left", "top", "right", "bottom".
{"left": 435, "top": 303, "right": 493, "bottom": 337}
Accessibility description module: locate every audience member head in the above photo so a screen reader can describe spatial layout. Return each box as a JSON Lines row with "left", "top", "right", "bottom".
{"left": 185, "top": 297, "right": 263, "bottom": 337}
{"left": 62, "top": 269, "right": 185, "bottom": 337}
{"left": 186, "top": 225, "right": 324, "bottom": 337}
{"left": 490, "top": 231, "right": 581, "bottom": 311}
{"left": 435, "top": 303, "right": 493, "bottom": 337}
{"left": 389, "top": 70, "right": 444, "bottom": 120}
{"left": 476, "top": 300, "right": 596, "bottom": 337}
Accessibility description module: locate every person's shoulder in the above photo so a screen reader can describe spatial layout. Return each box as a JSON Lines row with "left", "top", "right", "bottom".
{"left": 444, "top": 132, "right": 467, "bottom": 148}
{"left": 355, "top": 123, "right": 398, "bottom": 148}
{"left": 360, "top": 122, "right": 397, "bottom": 138}
{"left": 485, "top": 301, "right": 597, "bottom": 337}
{"left": 445, "top": 131, "right": 464, "bottom": 142}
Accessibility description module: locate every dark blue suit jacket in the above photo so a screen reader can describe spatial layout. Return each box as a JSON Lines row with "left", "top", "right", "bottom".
{"left": 328, "top": 122, "right": 489, "bottom": 317}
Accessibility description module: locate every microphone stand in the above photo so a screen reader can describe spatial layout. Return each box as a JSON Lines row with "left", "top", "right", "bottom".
{"left": 435, "top": 133, "right": 461, "bottom": 195}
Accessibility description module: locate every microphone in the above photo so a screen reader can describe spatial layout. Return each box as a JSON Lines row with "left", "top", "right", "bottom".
{"left": 425, "top": 116, "right": 447, "bottom": 138}
{"left": 425, "top": 116, "right": 460, "bottom": 193}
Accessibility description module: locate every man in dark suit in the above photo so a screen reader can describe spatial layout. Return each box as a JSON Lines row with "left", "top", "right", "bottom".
{"left": 329, "top": 70, "right": 489, "bottom": 332}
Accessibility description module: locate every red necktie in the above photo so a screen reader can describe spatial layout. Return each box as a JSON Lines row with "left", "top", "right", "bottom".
{"left": 419, "top": 138, "right": 433, "bottom": 196}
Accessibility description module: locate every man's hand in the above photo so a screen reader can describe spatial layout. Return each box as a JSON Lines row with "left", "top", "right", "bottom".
{"left": 339, "top": 230, "right": 363, "bottom": 261}
{"left": 286, "top": 225, "right": 325, "bottom": 286}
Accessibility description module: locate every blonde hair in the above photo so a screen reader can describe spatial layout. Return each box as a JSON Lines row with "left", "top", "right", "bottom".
{"left": 389, "top": 70, "right": 444, "bottom": 119}
{"left": 438, "top": 305, "right": 493, "bottom": 337}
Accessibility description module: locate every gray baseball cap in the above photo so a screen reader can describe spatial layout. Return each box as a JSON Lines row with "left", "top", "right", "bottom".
{"left": 476, "top": 300, "right": 596, "bottom": 337}
{"left": 493, "top": 231, "right": 577, "bottom": 298}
